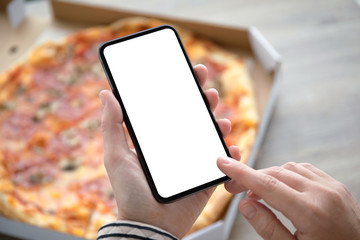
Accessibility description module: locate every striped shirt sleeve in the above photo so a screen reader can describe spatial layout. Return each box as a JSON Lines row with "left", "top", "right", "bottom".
{"left": 97, "top": 220, "right": 178, "bottom": 240}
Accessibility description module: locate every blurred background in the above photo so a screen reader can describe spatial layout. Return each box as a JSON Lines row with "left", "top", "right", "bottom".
{"left": 1, "top": 0, "right": 360, "bottom": 239}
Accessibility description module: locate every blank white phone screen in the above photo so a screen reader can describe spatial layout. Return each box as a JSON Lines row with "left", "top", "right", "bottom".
{"left": 103, "top": 28, "right": 227, "bottom": 198}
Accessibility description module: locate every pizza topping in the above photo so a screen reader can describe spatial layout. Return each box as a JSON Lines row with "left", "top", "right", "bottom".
{"left": 205, "top": 77, "right": 224, "bottom": 97}
{"left": 67, "top": 70, "right": 83, "bottom": 86}
{"left": 82, "top": 45, "right": 99, "bottom": 61}
{"left": 12, "top": 162, "right": 58, "bottom": 188}
{"left": 55, "top": 63, "right": 85, "bottom": 87}
{"left": 29, "top": 171, "right": 49, "bottom": 185}
{"left": 47, "top": 128, "right": 87, "bottom": 164}
{"left": 35, "top": 102, "right": 58, "bottom": 120}
{"left": 3, "top": 151, "right": 41, "bottom": 173}
{"left": 48, "top": 88, "right": 63, "bottom": 98}
{"left": 106, "top": 188, "right": 114, "bottom": 199}
{"left": 60, "top": 128, "right": 81, "bottom": 147}
{"left": 80, "top": 118, "right": 99, "bottom": 132}
{"left": 34, "top": 69, "right": 66, "bottom": 90}
{"left": 32, "top": 145, "right": 44, "bottom": 155}
{"left": 2, "top": 114, "right": 38, "bottom": 140}
{"left": 59, "top": 156, "right": 83, "bottom": 171}
{"left": 15, "top": 84, "right": 27, "bottom": 95}
{"left": 54, "top": 92, "right": 90, "bottom": 121}
{"left": 61, "top": 163, "right": 77, "bottom": 172}
{"left": 29, "top": 42, "right": 65, "bottom": 68}
{"left": 90, "top": 63, "right": 106, "bottom": 79}
{"left": 0, "top": 101, "right": 15, "bottom": 111}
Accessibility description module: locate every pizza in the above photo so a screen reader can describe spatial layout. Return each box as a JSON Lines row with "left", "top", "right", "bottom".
{"left": 0, "top": 17, "right": 258, "bottom": 239}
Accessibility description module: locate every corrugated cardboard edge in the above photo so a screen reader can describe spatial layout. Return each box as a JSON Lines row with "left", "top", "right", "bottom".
{"left": 50, "top": 0, "right": 251, "bottom": 50}
{"left": 0, "top": 216, "right": 84, "bottom": 240}
{"left": 249, "top": 27, "right": 281, "bottom": 72}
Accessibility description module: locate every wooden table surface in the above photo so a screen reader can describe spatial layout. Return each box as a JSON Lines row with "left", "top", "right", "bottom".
{"left": 1, "top": 0, "right": 360, "bottom": 239}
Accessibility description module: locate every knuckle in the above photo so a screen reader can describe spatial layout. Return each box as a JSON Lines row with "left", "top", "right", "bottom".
{"left": 259, "top": 175, "right": 278, "bottom": 191}
{"left": 282, "top": 161, "right": 297, "bottom": 169}
{"left": 264, "top": 166, "right": 285, "bottom": 179}
{"left": 284, "top": 161, "right": 297, "bottom": 167}
{"left": 305, "top": 185, "right": 345, "bottom": 216}
{"left": 325, "top": 188, "right": 343, "bottom": 205}
{"left": 300, "top": 162, "right": 313, "bottom": 168}
{"left": 302, "top": 197, "right": 328, "bottom": 219}
{"left": 234, "top": 161, "right": 247, "bottom": 172}
{"left": 269, "top": 166, "right": 284, "bottom": 175}
{"left": 305, "top": 206, "right": 323, "bottom": 221}
{"left": 321, "top": 185, "right": 342, "bottom": 200}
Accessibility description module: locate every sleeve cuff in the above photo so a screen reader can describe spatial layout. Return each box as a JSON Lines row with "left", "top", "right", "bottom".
{"left": 97, "top": 220, "right": 178, "bottom": 240}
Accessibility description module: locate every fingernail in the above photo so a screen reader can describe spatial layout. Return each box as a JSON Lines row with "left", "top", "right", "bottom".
{"left": 219, "top": 155, "right": 233, "bottom": 165}
{"left": 99, "top": 91, "right": 106, "bottom": 107}
{"left": 239, "top": 202, "right": 257, "bottom": 220}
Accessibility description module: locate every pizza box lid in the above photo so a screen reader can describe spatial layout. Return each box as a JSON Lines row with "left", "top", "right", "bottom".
{"left": 0, "top": 1, "right": 281, "bottom": 239}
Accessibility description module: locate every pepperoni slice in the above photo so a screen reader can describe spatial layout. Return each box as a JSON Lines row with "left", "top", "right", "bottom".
{"left": 1, "top": 113, "right": 39, "bottom": 140}
{"left": 54, "top": 91, "right": 90, "bottom": 121}
{"left": 34, "top": 68, "right": 66, "bottom": 90}
{"left": 11, "top": 161, "right": 59, "bottom": 188}
{"left": 48, "top": 127, "right": 87, "bottom": 159}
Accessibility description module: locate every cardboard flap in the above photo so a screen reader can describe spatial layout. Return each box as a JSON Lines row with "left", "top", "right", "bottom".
{"left": 184, "top": 221, "right": 224, "bottom": 240}
{"left": 249, "top": 27, "right": 281, "bottom": 72}
{"left": 0, "top": 216, "right": 83, "bottom": 240}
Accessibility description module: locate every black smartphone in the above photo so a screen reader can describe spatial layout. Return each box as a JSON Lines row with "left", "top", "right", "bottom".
{"left": 98, "top": 25, "right": 230, "bottom": 203}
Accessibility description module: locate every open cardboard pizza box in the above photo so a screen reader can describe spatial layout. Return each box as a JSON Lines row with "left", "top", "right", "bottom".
{"left": 0, "top": 0, "right": 281, "bottom": 239}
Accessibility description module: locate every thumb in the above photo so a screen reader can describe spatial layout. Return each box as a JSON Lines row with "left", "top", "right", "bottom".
{"left": 238, "top": 198, "right": 295, "bottom": 240}
{"left": 100, "top": 90, "right": 131, "bottom": 168}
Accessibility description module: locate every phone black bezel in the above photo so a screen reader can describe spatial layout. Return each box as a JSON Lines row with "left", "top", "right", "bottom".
{"left": 98, "top": 25, "right": 230, "bottom": 203}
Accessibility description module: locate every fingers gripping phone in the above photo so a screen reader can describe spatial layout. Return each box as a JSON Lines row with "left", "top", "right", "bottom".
{"left": 99, "top": 25, "right": 230, "bottom": 203}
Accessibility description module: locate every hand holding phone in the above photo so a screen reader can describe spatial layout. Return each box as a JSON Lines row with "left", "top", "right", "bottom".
{"left": 99, "top": 25, "right": 231, "bottom": 203}
{"left": 99, "top": 64, "right": 239, "bottom": 238}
